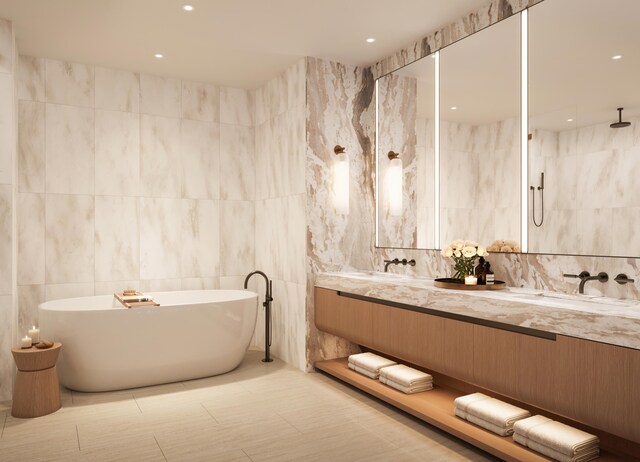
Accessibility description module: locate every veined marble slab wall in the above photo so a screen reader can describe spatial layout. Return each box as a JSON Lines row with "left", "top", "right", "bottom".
{"left": 16, "top": 57, "right": 255, "bottom": 342}
{"left": 0, "top": 17, "right": 17, "bottom": 401}
{"left": 529, "top": 118, "right": 640, "bottom": 256}
{"left": 373, "top": 0, "right": 543, "bottom": 79}
{"left": 305, "top": 58, "right": 376, "bottom": 368}
{"left": 376, "top": 74, "right": 418, "bottom": 248}
{"left": 253, "top": 59, "right": 307, "bottom": 370}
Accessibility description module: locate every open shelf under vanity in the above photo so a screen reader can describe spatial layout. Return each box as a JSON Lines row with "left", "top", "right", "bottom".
{"left": 315, "top": 357, "right": 628, "bottom": 462}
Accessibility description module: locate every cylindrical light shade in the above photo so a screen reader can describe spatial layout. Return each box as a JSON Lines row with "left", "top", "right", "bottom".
{"left": 388, "top": 157, "right": 403, "bottom": 216}
{"left": 333, "top": 152, "right": 349, "bottom": 214}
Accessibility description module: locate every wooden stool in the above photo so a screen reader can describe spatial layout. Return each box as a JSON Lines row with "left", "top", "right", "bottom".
{"left": 11, "top": 342, "right": 62, "bottom": 418}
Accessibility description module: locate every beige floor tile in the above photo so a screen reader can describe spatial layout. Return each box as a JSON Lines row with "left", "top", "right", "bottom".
{"left": 0, "top": 352, "right": 497, "bottom": 461}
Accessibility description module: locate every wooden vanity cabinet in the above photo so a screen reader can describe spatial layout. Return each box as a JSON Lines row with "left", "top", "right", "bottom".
{"left": 314, "top": 287, "right": 640, "bottom": 446}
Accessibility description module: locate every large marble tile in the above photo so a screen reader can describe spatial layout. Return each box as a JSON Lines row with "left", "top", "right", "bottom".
{"left": 95, "top": 109, "right": 140, "bottom": 196}
{"left": 181, "top": 119, "right": 219, "bottom": 199}
{"left": 255, "top": 198, "right": 282, "bottom": 281}
{"left": 95, "top": 67, "right": 140, "bottom": 113}
{"left": 181, "top": 199, "right": 219, "bottom": 278}
{"left": 0, "top": 185, "right": 11, "bottom": 295}
{"left": 140, "top": 114, "right": 182, "bottom": 198}
{"left": 0, "top": 73, "right": 13, "bottom": 185}
{"left": 0, "top": 18, "right": 12, "bottom": 74}
{"left": 612, "top": 207, "right": 640, "bottom": 257}
{"left": 283, "top": 194, "right": 306, "bottom": 285}
{"left": 17, "top": 55, "right": 45, "bottom": 102}
{"left": 181, "top": 277, "right": 218, "bottom": 290}
{"left": 575, "top": 150, "right": 616, "bottom": 210}
{"left": 17, "top": 284, "right": 45, "bottom": 339}
{"left": 95, "top": 196, "right": 139, "bottom": 282}
{"left": 0, "top": 294, "right": 15, "bottom": 401}
{"left": 45, "top": 59, "right": 94, "bottom": 107}
{"left": 286, "top": 58, "right": 306, "bottom": 110}
{"left": 45, "top": 282, "right": 94, "bottom": 301}
{"left": 139, "top": 278, "right": 182, "bottom": 293}
{"left": 18, "top": 100, "right": 45, "bottom": 193}
{"left": 220, "top": 200, "right": 254, "bottom": 277}
{"left": 45, "top": 104, "right": 95, "bottom": 195}
{"left": 182, "top": 81, "right": 219, "bottom": 122}
{"left": 254, "top": 120, "right": 272, "bottom": 200}
{"left": 139, "top": 197, "right": 182, "bottom": 280}
{"left": 45, "top": 194, "right": 95, "bottom": 284}
{"left": 140, "top": 74, "right": 181, "bottom": 118}
{"left": 219, "top": 124, "right": 255, "bottom": 200}
{"left": 94, "top": 280, "right": 141, "bottom": 296}
{"left": 220, "top": 87, "right": 253, "bottom": 127}
{"left": 287, "top": 105, "right": 306, "bottom": 195}
{"left": 270, "top": 280, "right": 306, "bottom": 371}
{"left": 613, "top": 146, "right": 640, "bottom": 208}
{"left": 576, "top": 208, "right": 613, "bottom": 256}
{"left": 17, "top": 193, "right": 45, "bottom": 285}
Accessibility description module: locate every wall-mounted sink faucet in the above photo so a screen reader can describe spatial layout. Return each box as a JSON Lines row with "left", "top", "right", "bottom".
{"left": 563, "top": 271, "right": 608, "bottom": 294}
{"left": 384, "top": 258, "right": 416, "bottom": 272}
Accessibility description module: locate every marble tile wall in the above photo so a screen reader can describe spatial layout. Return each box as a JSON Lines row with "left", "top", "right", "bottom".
{"left": 16, "top": 57, "right": 255, "bottom": 347}
{"left": 529, "top": 118, "right": 640, "bottom": 256}
{"left": 0, "top": 17, "right": 16, "bottom": 402}
{"left": 253, "top": 59, "right": 307, "bottom": 371}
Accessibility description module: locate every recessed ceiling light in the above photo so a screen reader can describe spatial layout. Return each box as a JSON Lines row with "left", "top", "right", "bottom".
{"left": 567, "top": 118, "right": 574, "bottom": 122}
{"left": 366, "top": 38, "right": 376, "bottom": 43}
{"left": 154, "top": 53, "right": 164, "bottom": 59}
{"left": 182, "top": 4, "right": 194, "bottom": 11}
{"left": 612, "top": 55, "right": 622, "bottom": 60}
{"left": 450, "top": 106, "right": 457, "bottom": 110}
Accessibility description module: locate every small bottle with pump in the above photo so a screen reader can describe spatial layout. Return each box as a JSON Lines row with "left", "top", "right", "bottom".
{"left": 484, "top": 261, "right": 495, "bottom": 285}
{"left": 475, "top": 257, "right": 486, "bottom": 285}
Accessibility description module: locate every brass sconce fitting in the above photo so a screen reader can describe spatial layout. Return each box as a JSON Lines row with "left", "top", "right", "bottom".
{"left": 388, "top": 151, "right": 400, "bottom": 160}
{"left": 334, "top": 145, "right": 346, "bottom": 155}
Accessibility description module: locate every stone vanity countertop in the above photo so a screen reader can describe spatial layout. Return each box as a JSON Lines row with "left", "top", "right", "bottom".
{"left": 315, "top": 271, "right": 640, "bottom": 351}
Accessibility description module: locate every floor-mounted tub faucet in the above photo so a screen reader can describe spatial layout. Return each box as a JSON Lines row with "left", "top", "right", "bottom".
{"left": 244, "top": 270, "right": 273, "bottom": 363}
{"left": 563, "top": 271, "right": 608, "bottom": 294}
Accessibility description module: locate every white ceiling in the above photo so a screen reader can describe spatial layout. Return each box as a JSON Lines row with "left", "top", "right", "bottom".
{"left": 0, "top": 0, "right": 488, "bottom": 89}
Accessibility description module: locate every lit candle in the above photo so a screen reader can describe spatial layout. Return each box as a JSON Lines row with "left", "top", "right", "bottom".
{"left": 464, "top": 275, "right": 478, "bottom": 286}
{"left": 21, "top": 336, "right": 32, "bottom": 349}
{"left": 28, "top": 326, "right": 40, "bottom": 344}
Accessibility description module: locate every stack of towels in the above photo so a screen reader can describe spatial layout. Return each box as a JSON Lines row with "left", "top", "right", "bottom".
{"left": 379, "top": 364, "right": 433, "bottom": 394}
{"left": 513, "top": 415, "right": 600, "bottom": 462}
{"left": 347, "top": 352, "right": 396, "bottom": 379}
{"left": 454, "top": 393, "right": 531, "bottom": 436}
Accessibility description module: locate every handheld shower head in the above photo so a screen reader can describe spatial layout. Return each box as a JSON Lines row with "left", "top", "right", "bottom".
{"left": 610, "top": 107, "right": 631, "bottom": 128}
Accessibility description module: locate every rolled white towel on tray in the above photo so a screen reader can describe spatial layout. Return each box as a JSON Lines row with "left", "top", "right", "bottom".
{"left": 347, "top": 352, "right": 396, "bottom": 377}
{"left": 513, "top": 415, "right": 599, "bottom": 458}
{"left": 347, "top": 362, "right": 378, "bottom": 379}
{"left": 379, "top": 364, "right": 433, "bottom": 388}
{"left": 513, "top": 433, "right": 600, "bottom": 462}
{"left": 379, "top": 375, "right": 432, "bottom": 394}
{"left": 453, "top": 393, "right": 530, "bottom": 435}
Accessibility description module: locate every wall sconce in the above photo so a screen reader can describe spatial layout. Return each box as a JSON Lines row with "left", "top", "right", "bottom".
{"left": 333, "top": 145, "right": 349, "bottom": 214}
{"left": 387, "top": 151, "right": 402, "bottom": 216}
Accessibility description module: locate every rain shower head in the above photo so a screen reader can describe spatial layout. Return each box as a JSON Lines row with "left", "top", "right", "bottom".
{"left": 610, "top": 107, "right": 631, "bottom": 128}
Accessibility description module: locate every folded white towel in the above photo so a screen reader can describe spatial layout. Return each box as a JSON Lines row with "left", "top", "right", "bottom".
{"left": 514, "top": 433, "right": 600, "bottom": 462}
{"left": 379, "top": 364, "right": 433, "bottom": 388}
{"left": 454, "top": 407, "right": 514, "bottom": 436}
{"left": 513, "top": 416, "right": 599, "bottom": 457}
{"left": 453, "top": 393, "right": 530, "bottom": 430}
{"left": 347, "top": 362, "right": 378, "bottom": 379}
{"left": 348, "top": 352, "right": 397, "bottom": 375}
{"left": 380, "top": 376, "right": 432, "bottom": 394}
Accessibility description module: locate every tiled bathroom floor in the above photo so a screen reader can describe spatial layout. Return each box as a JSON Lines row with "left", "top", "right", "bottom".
{"left": 0, "top": 350, "right": 497, "bottom": 461}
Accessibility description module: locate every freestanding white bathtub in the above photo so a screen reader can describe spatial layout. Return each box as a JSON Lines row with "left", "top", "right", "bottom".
{"left": 38, "top": 290, "right": 258, "bottom": 392}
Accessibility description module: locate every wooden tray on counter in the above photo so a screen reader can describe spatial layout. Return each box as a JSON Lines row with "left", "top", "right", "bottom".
{"left": 434, "top": 278, "right": 506, "bottom": 291}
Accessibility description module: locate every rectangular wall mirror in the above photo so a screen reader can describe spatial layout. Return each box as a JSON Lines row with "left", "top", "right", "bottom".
{"left": 528, "top": 0, "right": 640, "bottom": 257}
{"left": 439, "top": 14, "right": 521, "bottom": 252}
{"left": 376, "top": 54, "right": 436, "bottom": 249}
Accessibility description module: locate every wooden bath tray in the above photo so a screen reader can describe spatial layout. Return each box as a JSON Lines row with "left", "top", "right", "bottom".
{"left": 434, "top": 278, "right": 506, "bottom": 290}
{"left": 114, "top": 292, "right": 160, "bottom": 309}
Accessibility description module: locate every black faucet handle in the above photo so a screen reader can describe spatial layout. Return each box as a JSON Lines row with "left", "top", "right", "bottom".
{"left": 408, "top": 259, "right": 416, "bottom": 266}
{"left": 596, "top": 272, "right": 609, "bottom": 282}
{"left": 614, "top": 273, "right": 635, "bottom": 284}
{"left": 563, "top": 273, "right": 580, "bottom": 279}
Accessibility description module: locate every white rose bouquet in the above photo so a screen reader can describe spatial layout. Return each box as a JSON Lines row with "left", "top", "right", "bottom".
{"left": 441, "top": 239, "right": 488, "bottom": 280}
